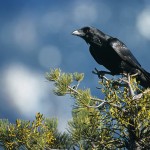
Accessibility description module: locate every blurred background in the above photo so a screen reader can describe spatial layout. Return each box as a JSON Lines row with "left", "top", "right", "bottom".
{"left": 0, "top": 0, "right": 150, "bottom": 131}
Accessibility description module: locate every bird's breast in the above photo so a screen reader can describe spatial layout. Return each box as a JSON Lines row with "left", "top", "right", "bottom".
{"left": 89, "top": 45, "right": 123, "bottom": 74}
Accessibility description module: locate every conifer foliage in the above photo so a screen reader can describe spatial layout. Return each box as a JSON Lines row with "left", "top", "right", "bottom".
{"left": 46, "top": 68, "right": 150, "bottom": 150}
{"left": 0, "top": 68, "right": 149, "bottom": 149}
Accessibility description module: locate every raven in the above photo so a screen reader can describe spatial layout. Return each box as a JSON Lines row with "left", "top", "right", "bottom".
{"left": 72, "top": 26, "right": 150, "bottom": 88}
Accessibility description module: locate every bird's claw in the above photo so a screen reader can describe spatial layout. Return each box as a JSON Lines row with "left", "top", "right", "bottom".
{"left": 92, "top": 68, "right": 111, "bottom": 79}
{"left": 92, "top": 69, "right": 104, "bottom": 78}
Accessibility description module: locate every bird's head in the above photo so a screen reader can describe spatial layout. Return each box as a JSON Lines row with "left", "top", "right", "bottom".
{"left": 72, "top": 26, "right": 109, "bottom": 45}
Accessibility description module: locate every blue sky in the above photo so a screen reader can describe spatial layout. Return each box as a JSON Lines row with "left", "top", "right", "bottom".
{"left": 0, "top": 0, "right": 150, "bottom": 131}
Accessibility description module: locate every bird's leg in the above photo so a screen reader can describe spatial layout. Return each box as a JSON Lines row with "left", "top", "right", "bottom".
{"left": 92, "top": 68, "right": 112, "bottom": 81}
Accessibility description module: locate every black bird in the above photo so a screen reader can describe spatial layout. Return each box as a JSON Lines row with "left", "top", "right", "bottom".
{"left": 72, "top": 26, "right": 150, "bottom": 88}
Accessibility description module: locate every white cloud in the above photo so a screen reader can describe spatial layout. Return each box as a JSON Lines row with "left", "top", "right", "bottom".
{"left": 38, "top": 45, "right": 62, "bottom": 69}
{"left": 1, "top": 63, "right": 52, "bottom": 117}
{"left": 1, "top": 63, "right": 72, "bottom": 131}
{"left": 136, "top": 7, "right": 150, "bottom": 40}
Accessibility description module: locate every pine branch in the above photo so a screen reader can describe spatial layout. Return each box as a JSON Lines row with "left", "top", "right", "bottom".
{"left": 45, "top": 68, "right": 150, "bottom": 149}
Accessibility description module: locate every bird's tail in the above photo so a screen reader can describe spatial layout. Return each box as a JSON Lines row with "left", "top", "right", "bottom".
{"left": 137, "top": 68, "right": 150, "bottom": 88}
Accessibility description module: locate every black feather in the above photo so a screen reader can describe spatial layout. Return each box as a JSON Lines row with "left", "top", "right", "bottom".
{"left": 72, "top": 26, "right": 150, "bottom": 88}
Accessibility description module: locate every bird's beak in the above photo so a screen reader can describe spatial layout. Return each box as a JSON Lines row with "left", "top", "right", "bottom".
{"left": 72, "top": 29, "right": 85, "bottom": 37}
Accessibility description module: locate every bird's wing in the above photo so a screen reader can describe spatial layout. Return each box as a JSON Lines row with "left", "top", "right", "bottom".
{"left": 109, "top": 38, "right": 141, "bottom": 68}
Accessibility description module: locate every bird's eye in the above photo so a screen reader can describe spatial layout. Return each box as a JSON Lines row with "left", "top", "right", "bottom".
{"left": 85, "top": 29, "right": 89, "bottom": 33}
{"left": 83, "top": 27, "right": 90, "bottom": 33}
